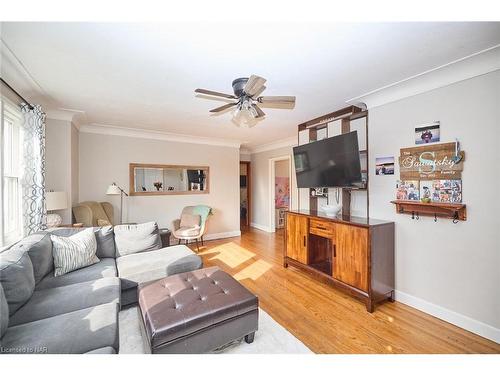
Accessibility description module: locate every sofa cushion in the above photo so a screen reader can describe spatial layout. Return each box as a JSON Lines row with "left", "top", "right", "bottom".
{"left": 48, "top": 226, "right": 116, "bottom": 258}
{"left": 8, "top": 233, "right": 53, "bottom": 284}
{"left": 0, "top": 284, "right": 9, "bottom": 338}
{"left": 116, "top": 245, "right": 202, "bottom": 285}
{"left": 114, "top": 222, "right": 162, "bottom": 257}
{"left": 35, "top": 258, "right": 117, "bottom": 290}
{"left": 0, "top": 248, "right": 35, "bottom": 316}
{"left": 0, "top": 302, "right": 119, "bottom": 354}
{"left": 85, "top": 346, "right": 116, "bottom": 354}
{"left": 9, "top": 277, "right": 120, "bottom": 326}
{"left": 51, "top": 228, "right": 99, "bottom": 276}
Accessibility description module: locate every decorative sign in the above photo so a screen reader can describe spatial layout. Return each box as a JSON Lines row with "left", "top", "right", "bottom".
{"left": 399, "top": 142, "right": 465, "bottom": 180}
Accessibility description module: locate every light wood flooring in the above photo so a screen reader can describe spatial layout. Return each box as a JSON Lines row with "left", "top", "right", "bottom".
{"left": 188, "top": 228, "right": 500, "bottom": 354}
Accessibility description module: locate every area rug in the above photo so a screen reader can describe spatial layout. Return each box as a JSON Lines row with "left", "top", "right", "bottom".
{"left": 119, "top": 306, "right": 312, "bottom": 354}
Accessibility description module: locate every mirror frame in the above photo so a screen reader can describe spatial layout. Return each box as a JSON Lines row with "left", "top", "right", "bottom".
{"left": 129, "top": 163, "right": 210, "bottom": 196}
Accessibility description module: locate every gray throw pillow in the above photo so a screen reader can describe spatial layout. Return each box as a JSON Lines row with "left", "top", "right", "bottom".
{"left": 9, "top": 232, "right": 53, "bottom": 284}
{"left": 0, "top": 284, "right": 9, "bottom": 338}
{"left": 0, "top": 248, "right": 35, "bottom": 316}
{"left": 51, "top": 228, "right": 100, "bottom": 277}
{"left": 94, "top": 226, "right": 116, "bottom": 258}
{"left": 114, "top": 222, "right": 162, "bottom": 257}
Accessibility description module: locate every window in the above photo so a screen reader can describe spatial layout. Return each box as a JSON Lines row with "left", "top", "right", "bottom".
{"left": 1, "top": 98, "right": 23, "bottom": 247}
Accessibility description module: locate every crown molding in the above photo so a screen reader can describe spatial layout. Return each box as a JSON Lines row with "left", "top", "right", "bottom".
{"left": 79, "top": 123, "right": 242, "bottom": 148}
{"left": 45, "top": 108, "right": 87, "bottom": 130}
{"left": 247, "top": 136, "right": 297, "bottom": 154}
{"left": 239, "top": 148, "right": 251, "bottom": 155}
{"left": 347, "top": 44, "right": 500, "bottom": 109}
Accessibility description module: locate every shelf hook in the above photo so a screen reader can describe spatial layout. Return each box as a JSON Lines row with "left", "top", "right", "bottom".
{"left": 416, "top": 212, "right": 419, "bottom": 220}
{"left": 434, "top": 213, "right": 438, "bottom": 222}
{"left": 411, "top": 211, "right": 415, "bottom": 220}
{"left": 453, "top": 211, "right": 459, "bottom": 224}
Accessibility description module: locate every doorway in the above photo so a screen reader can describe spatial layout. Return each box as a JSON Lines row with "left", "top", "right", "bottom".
{"left": 269, "top": 156, "right": 292, "bottom": 232}
{"left": 240, "top": 161, "right": 251, "bottom": 229}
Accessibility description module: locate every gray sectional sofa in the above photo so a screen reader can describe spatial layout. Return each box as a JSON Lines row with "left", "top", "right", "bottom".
{"left": 0, "top": 222, "right": 202, "bottom": 354}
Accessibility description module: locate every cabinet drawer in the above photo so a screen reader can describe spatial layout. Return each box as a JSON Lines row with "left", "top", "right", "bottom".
{"left": 309, "top": 219, "right": 335, "bottom": 238}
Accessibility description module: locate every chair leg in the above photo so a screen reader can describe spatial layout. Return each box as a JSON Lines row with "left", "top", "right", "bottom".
{"left": 178, "top": 239, "right": 181, "bottom": 245}
{"left": 195, "top": 238, "right": 199, "bottom": 252}
{"left": 201, "top": 236, "right": 204, "bottom": 246}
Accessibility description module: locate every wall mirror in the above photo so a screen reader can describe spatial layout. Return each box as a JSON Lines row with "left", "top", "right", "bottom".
{"left": 129, "top": 163, "right": 209, "bottom": 196}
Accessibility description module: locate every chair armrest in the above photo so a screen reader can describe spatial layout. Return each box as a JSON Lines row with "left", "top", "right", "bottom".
{"left": 72, "top": 205, "right": 93, "bottom": 226}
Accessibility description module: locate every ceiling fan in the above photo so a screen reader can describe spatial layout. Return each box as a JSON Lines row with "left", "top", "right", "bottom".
{"left": 195, "top": 75, "right": 296, "bottom": 120}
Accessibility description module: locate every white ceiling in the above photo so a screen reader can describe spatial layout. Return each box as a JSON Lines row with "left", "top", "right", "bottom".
{"left": 2, "top": 22, "right": 500, "bottom": 148}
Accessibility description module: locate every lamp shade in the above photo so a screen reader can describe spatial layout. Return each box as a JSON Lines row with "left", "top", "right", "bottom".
{"left": 106, "top": 184, "right": 121, "bottom": 195}
{"left": 46, "top": 191, "right": 68, "bottom": 211}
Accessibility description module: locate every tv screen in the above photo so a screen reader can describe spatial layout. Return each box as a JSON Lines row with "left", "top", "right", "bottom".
{"left": 293, "top": 131, "right": 362, "bottom": 188}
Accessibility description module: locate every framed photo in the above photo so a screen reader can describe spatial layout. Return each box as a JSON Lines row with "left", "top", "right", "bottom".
{"left": 375, "top": 156, "right": 395, "bottom": 175}
{"left": 396, "top": 180, "right": 420, "bottom": 201}
{"left": 415, "top": 121, "right": 440, "bottom": 144}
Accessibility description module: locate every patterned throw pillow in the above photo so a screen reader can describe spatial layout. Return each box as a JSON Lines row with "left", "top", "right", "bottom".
{"left": 51, "top": 228, "right": 100, "bottom": 277}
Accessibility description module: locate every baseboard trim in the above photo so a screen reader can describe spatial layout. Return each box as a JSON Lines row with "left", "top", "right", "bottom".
{"left": 169, "top": 231, "right": 241, "bottom": 246}
{"left": 395, "top": 290, "right": 500, "bottom": 344}
{"left": 250, "top": 222, "right": 273, "bottom": 233}
{"left": 203, "top": 231, "right": 241, "bottom": 241}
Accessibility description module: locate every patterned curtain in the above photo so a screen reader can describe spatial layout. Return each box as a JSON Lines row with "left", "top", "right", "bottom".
{"left": 21, "top": 104, "right": 47, "bottom": 235}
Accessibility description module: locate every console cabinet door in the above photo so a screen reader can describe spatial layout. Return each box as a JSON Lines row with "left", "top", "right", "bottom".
{"left": 333, "top": 224, "right": 369, "bottom": 291}
{"left": 286, "top": 214, "right": 308, "bottom": 264}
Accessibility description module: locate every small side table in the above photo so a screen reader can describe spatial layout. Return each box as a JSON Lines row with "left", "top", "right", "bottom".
{"left": 159, "top": 228, "right": 171, "bottom": 247}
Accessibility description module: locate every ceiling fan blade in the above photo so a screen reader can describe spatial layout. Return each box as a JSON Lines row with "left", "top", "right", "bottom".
{"left": 249, "top": 85, "right": 266, "bottom": 98}
{"left": 195, "top": 88, "right": 236, "bottom": 99}
{"left": 209, "top": 102, "right": 237, "bottom": 113}
{"left": 243, "top": 75, "right": 267, "bottom": 96}
{"left": 257, "top": 96, "right": 296, "bottom": 105}
{"left": 252, "top": 104, "right": 266, "bottom": 118}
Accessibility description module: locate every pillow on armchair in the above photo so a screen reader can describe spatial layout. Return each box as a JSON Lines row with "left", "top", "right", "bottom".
{"left": 180, "top": 214, "right": 201, "bottom": 228}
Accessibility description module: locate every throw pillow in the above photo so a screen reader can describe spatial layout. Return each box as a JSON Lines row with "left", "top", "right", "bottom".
{"left": 51, "top": 228, "right": 99, "bottom": 277}
{"left": 114, "top": 222, "right": 162, "bottom": 257}
{"left": 180, "top": 213, "right": 201, "bottom": 228}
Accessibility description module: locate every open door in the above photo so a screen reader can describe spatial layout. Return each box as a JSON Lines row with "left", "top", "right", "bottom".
{"left": 240, "top": 161, "right": 251, "bottom": 228}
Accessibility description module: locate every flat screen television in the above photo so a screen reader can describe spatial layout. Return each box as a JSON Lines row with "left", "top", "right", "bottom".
{"left": 293, "top": 131, "right": 362, "bottom": 188}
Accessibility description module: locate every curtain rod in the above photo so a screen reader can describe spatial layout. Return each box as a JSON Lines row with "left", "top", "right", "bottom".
{"left": 0, "top": 77, "right": 34, "bottom": 110}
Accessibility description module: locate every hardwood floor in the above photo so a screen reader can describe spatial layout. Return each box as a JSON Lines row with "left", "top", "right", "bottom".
{"left": 191, "top": 228, "right": 500, "bottom": 354}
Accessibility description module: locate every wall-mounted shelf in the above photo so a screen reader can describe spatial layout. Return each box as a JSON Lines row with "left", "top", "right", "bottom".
{"left": 391, "top": 200, "right": 467, "bottom": 222}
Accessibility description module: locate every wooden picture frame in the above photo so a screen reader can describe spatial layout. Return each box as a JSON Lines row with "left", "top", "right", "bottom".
{"left": 129, "top": 163, "right": 210, "bottom": 196}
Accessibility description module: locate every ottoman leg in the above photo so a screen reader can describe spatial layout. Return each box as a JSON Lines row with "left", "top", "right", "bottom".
{"left": 244, "top": 332, "right": 255, "bottom": 344}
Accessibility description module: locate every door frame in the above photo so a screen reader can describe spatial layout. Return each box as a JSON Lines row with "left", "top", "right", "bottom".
{"left": 268, "top": 155, "right": 293, "bottom": 233}
{"left": 240, "top": 161, "right": 251, "bottom": 227}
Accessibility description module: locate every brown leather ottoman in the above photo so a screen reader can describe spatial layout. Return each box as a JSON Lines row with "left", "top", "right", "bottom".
{"left": 138, "top": 266, "right": 259, "bottom": 354}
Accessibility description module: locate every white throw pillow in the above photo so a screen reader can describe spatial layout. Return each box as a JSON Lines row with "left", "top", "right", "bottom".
{"left": 51, "top": 228, "right": 99, "bottom": 277}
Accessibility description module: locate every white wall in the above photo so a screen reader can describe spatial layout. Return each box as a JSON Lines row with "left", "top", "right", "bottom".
{"left": 369, "top": 71, "right": 500, "bottom": 337}
{"left": 79, "top": 132, "right": 240, "bottom": 238}
{"left": 45, "top": 118, "right": 79, "bottom": 223}
{"left": 275, "top": 159, "right": 289, "bottom": 178}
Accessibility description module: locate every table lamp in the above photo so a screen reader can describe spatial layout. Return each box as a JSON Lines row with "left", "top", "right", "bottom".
{"left": 106, "top": 183, "right": 128, "bottom": 224}
{"left": 46, "top": 191, "right": 68, "bottom": 227}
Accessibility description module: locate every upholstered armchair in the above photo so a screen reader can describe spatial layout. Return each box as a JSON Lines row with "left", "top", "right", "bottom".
{"left": 172, "top": 205, "right": 212, "bottom": 251}
{"left": 72, "top": 201, "right": 114, "bottom": 227}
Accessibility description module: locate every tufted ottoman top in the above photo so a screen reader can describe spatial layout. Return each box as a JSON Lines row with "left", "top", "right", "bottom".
{"left": 138, "top": 266, "right": 258, "bottom": 349}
